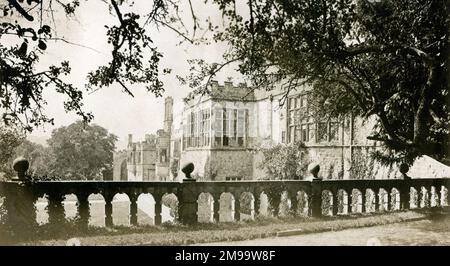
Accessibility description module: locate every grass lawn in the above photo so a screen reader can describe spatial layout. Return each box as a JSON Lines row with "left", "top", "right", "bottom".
{"left": 17, "top": 210, "right": 434, "bottom": 246}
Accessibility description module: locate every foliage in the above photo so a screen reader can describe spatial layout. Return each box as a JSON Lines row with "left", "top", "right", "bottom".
{"left": 0, "top": 19, "right": 92, "bottom": 130}
{"left": 3, "top": 139, "right": 49, "bottom": 179}
{"left": 170, "top": 158, "right": 179, "bottom": 178}
{"left": 0, "top": 0, "right": 189, "bottom": 132}
{"left": 186, "top": 0, "right": 450, "bottom": 165}
{"left": 0, "top": 121, "right": 117, "bottom": 180}
{"left": 259, "top": 142, "right": 309, "bottom": 180}
{"left": 43, "top": 121, "right": 117, "bottom": 180}
{"left": 349, "top": 148, "right": 377, "bottom": 179}
{"left": 0, "top": 123, "right": 25, "bottom": 179}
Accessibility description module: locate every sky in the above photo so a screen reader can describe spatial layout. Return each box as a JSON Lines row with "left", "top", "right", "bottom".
{"left": 8, "top": 1, "right": 245, "bottom": 150}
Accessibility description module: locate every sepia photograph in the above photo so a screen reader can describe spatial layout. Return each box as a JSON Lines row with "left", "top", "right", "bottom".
{"left": 0, "top": 0, "right": 449, "bottom": 253}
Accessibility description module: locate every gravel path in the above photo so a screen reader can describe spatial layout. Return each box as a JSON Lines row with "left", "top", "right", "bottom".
{"left": 199, "top": 218, "right": 450, "bottom": 246}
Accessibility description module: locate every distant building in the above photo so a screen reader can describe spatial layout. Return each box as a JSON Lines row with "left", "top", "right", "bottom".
{"left": 113, "top": 150, "right": 128, "bottom": 181}
{"left": 113, "top": 97, "right": 173, "bottom": 181}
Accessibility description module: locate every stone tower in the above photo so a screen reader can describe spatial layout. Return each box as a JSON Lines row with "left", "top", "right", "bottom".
{"left": 164, "top": 97, "right": 173, "bottom": 133}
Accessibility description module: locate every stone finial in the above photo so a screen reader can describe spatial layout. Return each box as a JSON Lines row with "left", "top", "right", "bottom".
{"left": 399, "top": 163, "right": 411, "bottom": 180}
{"left": 308, "top": 163, "right": 321, "bottom": 180}
{"left": 12, "top": 157, "right": 29, "bottom": 180}
{"left": 181, "top": 162, "right": 195, "bottom": 181}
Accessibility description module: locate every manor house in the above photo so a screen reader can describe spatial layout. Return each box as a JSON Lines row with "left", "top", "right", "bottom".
{"left": 171, "top": 80, "right": 387, "bottom": 181}
{"left": 114, "top": 81, "right": 449, "bottom": 181}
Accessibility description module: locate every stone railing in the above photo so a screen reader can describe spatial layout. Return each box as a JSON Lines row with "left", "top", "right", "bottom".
{"left": 0, "top": 159, "right": 449, "bottom": 235}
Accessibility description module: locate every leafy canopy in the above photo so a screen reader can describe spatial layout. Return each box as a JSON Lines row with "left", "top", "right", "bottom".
{"left": 0, "top": 0, "right": 184, "bottom": 131}
{"left": 199, "top": 0, "right": 450, "bottom": 164}
{"left": 45, "top": 120, "right": 118, "bottom": 180}
{"left": 2, "top": 0, "right": 449, "bottom": 166}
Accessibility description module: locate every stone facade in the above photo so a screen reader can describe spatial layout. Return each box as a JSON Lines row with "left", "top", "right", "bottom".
{"left": 174, "top": 80, "right": 397, "bottom": 180}
{"left": 176, "top": 81, "right": 290, "bottom": 180}
{"left": 112, "top": 150, "right": 128, "bottom": 181}
{"left": 113, "top": 97, "right": 173, "bottom": 181}
{"left": 117, "top": 82, "right": 447, "bottom": 181}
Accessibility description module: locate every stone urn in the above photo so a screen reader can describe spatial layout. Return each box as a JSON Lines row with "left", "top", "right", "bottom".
{"left": 181, "top": 162, "right": 195, "bottom": 181}
{"left": 308, "top": 163, "right": 321, "bottom": 180}
{"left": 12, "top": 157, "right": 30, "bottom": 180}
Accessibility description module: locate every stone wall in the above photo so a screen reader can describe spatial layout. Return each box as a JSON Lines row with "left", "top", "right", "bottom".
{"left": 180, "top": 149, "right": 254, "bottom": 180}
{"left": 179, "top": 149, "right": 211, "bottom": 180}
{"left": 305, "top": 146, "right": 346, "bottom": 179}
{"left": 209, "top": 150, "right": 253, "bottom": 180}
{"left": 113, "top": 151, "right": 128, "bottom": 181}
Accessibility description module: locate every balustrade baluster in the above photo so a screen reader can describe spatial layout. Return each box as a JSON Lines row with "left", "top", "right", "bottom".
{"left": 270, "top": 194, "right": 281, "bottom": 217}
{"left": 154, "top": 197, "right": 162, "bottom": 225}
{"left": 310, "top": 181, "right": 322, "bottom": 217}
{"left": 48, "top": 192, "right": 65, "bottom": 225}
{"left": 234, "top": 198, "right": 240, "bottom": 222}
{"left": 346, "top": 190, "right": 352, "bottom": 214}
{"left": 253, "top": 195, "right": 260, "bottom": 218}
{"left": 290, "top": 194, "right": 299, "bottom": 216}
{"left": 400, "top": 185, "right": 410, "bottom": 210}
{"left": 374, "top": 190, "right": 380, "bottom": 212}
{"left": 213, "top": 196, "right": 220, "bottom": 222}
{"left": 129, "top": 193, "right": 138, "bottom": 226}
{"left": 332, "top": 192, "right": 339, "bottom": 216}
{"left": 386, "top": 190, "right": 391, "bottom": 212}
{"left": 361, "top": 191, "right": 366, "bottom": 213}
{"left": 104, "top": 194, "right": 114, "bottom": 227}
{"left": 76, "top": 192, "right": 90, "bottom": 229}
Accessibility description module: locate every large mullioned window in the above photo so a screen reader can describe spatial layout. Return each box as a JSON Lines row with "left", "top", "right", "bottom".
{"left": 288, "top": 94, "right": 340, "bottom": 144}
{"left": 183, "top": 107, "right": 248, "bottom": 149}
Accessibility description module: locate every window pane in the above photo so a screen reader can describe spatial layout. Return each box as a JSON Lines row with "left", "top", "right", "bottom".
{"left": 233, "top": 109, "right": 237, "bottom": 139}
{"left": 329, "top": 122, "right": 339, "bottom": 141}
{"left": 237, "top": 109, "right": 245, "bottom": 146}
{"left": 301, "top": 96, "right": 307, "bottom": 108}
{"left": 308, "top": 123, "right": 315, "bottom": 142}
{"left": 223, "top": 108, "right": 229, "bottom": 146}
{"left": 294, "top": 110, "right": 300, "bottom": 125}
{"left": 289, "top": 111, "right": 295, "bottom": 126}
{"left": 214, "top": 109, "right": 223, "bottom": 146}
{"left": 289, "top": 127, "right": 295, "bottom": 142}
{"left": 301, "top": 124, "right": 308, "bottom": 142}
{"left": 317, "top": 122, "right": 328, "bottom": 142}
{"left": 295, "top": 127, "right": 301, "bottom": 142}
{"left": 237, "top": 110, "right": 245, "bottom": 137}
{"left": 228, "top": 109, "right": 237, "bottom": 146}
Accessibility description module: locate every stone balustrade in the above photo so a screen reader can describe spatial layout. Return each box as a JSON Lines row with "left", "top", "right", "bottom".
{"left": 1, "top": 178, "right": 449, "bottom": 229}
{"left": 0, "top": 159, "right": 449, "bottom": 236}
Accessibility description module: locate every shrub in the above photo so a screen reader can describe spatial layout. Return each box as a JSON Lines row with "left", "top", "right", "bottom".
{"left": 259, "top": 142, "right": 309, "bottom": 180}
